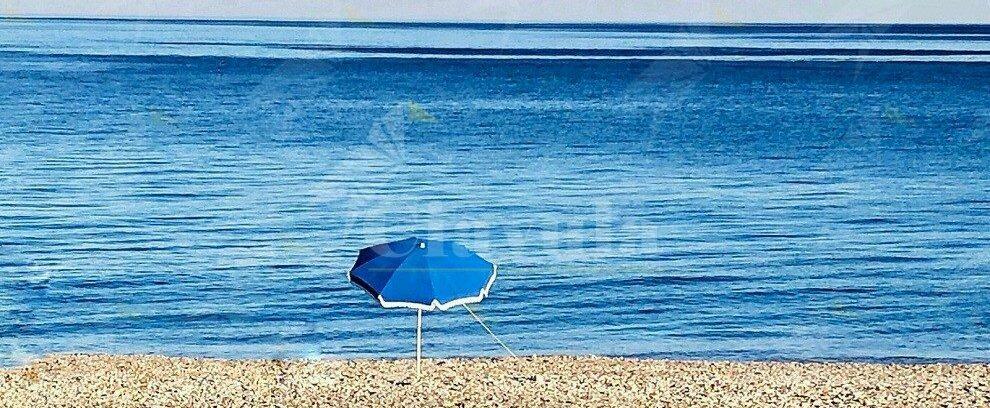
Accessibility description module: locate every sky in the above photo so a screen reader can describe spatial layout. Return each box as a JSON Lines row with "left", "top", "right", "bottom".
{"left": 3, "top": 0, "right": 990, "bottom": 24}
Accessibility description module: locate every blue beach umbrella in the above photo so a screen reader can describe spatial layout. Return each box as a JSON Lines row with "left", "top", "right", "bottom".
{"left": 347, "top": 237, "right": 499, "bottom": 373}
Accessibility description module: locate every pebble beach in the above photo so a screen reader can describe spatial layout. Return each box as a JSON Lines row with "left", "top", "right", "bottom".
{"left": 1, "top": 355, "right": 988, "bottom": 407}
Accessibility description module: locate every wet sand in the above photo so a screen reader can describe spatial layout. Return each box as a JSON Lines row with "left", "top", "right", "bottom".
{"left": 1, "top": 354, "right": 988, "bottom": 407}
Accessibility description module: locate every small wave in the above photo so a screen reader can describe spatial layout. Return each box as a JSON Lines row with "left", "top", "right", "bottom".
{"left": 627, "top": 274, "right": 752, "bottom": 285}
{"left": 847, "top": 255, "right": 936, "bottom": 264}
{"left": 839, "top": 217, "right": 899, "bottom": 225}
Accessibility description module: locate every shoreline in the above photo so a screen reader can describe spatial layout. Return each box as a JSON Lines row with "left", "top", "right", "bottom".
{"left": 2, "top": 354, "right": 988, "bottom": 407}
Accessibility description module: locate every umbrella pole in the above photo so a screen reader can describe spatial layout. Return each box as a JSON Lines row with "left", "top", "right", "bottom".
{"left": 416, "top": 309, "right": 422, "bottom": 377}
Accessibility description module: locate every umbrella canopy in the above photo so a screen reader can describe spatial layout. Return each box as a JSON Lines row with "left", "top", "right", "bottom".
{"left": 348, "top": 237, "right": 496, "bottom": 311}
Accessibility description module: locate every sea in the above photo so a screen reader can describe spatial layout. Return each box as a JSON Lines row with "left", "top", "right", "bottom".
{"left": 1, "top": 18, "right": 988, "bottom": 366}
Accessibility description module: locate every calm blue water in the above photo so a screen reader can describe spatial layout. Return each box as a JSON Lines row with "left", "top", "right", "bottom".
{"left": 1, "top": 19, "right": 989, "bottom": 366}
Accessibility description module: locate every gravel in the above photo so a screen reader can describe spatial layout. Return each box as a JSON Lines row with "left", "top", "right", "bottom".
{"left": 2, "top": 354, "right": 988, "bottom": 407}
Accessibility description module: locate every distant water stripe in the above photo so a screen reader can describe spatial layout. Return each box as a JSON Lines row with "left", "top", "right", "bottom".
{"left": 6, "top": 50, "right": 990, "bottom": 63}
{"left": 4, "top": 17, "right": 990, "bottom": 34}
{"left": 4, "top": 19, "right": 990, "bottom": 62}
{"left": 150, "top": 42, "right": 990, "bottom": 58}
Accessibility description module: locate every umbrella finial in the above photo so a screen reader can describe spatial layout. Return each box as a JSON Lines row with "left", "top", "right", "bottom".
{"left": 419, "top": 242, "right": 426, "bottom": 249}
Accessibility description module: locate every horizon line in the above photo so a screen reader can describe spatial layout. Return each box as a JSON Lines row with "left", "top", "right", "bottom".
{"left": 3, "top": 15, "right": 989, "bottom": 26}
